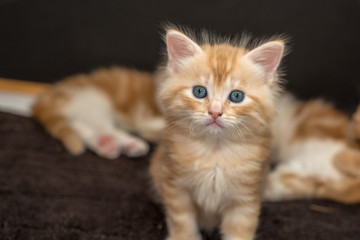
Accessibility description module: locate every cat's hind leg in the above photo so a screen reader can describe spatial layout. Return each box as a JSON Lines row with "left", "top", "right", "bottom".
{"left": 112, "top": 129, "right": 149, "bottom": 157}
{"left": 70, "top": 117, "right": 149, "bottom": 159}
{"left": 333, "top": 148, "right": 360, "bottom": 178}
{"left": 70, "top": 119, "right": 120, "bottom": 159}
{"left": 64, "top": 87, "right": 149, "bottom": 159}
{"left": 263, "top": 169, "right": 320, "bottom": 201}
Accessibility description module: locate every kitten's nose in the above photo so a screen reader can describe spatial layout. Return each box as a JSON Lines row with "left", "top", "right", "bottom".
{"left": 208, "top": 110, "right": 223, "bottom": 119}
{"left": 208, "top": 100, "right": 223, "bottom": 119}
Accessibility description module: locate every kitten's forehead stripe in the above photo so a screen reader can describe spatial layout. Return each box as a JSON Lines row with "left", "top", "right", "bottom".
{"left": 206, "top": 44, "right": 240, "bottom": 88}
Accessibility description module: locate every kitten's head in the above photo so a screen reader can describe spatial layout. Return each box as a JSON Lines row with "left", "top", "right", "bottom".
{"left": 158, "top": 28, "right": 286, "bottom": 141}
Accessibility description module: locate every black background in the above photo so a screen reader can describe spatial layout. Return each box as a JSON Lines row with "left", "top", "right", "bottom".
{"left": 0, "top": 0, "right": 359, "bottom": 111}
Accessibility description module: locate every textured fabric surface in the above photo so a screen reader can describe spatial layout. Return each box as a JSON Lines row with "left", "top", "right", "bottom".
{"left": 1, "top": 111, "right": 360, "bottom": 240}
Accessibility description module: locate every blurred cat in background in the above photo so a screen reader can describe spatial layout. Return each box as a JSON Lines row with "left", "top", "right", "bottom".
{"left": 33, "top": 66, "right": 162, "bottom": 158}
{"left": 264, "top": 95, "right": 360, "bottom": 203}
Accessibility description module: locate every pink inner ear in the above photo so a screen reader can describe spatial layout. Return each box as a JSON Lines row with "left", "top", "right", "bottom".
{"left": 246, "top": 41, "right": 284, "bottom": 78}
{"left": 168, "top": 36, "right": 194, "bottom": 60}
{"left": 166, "top": 31, "right": 202, "bottom": 70}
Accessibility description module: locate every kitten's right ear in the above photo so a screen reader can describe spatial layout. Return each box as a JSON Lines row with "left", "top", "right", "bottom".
{"left": 166, "top": 30, "right": 203, "bottom": 72}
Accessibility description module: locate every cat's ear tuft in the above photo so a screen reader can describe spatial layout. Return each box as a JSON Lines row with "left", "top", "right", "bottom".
{"left": 166, "top": 30, "right": 203, "bottom": 72}
{"left": 245, "top": 41, "right": 284, "bottom": 83}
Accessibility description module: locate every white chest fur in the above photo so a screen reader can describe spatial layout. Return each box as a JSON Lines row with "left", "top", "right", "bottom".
{"left": 190, "top": 164, "right": 230, "bottom": 213}
{"left": 175, "top": 139, "right": 263, "bottom": 213}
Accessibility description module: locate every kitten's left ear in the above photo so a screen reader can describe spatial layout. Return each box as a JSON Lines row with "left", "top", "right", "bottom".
{"left": 245, "top": 41, "right": 284, "bottom": 83}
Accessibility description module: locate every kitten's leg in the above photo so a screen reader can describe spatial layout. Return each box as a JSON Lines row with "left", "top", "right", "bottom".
{"left": 71, "top": 119, "right": 120, "bottom": 159}
{"left": 333, "top": 148, "right": 360, "bottom": 178}
{"left": 162, "top": 187, "right": 201, "bottom": 240}
{"left": 112, "top": 129, "right": 149, "bottom": 157}
{"left": 221, "top": 201, "right": 260, "bottom": 240}
{"left": 264, "top": 168, "right": 319, "bottom": 201}
{"left": 136, "top": 116, "right": 166, "bottom": 142}
{"left": 71, "top": 119, "right": 149, "bottom": 159}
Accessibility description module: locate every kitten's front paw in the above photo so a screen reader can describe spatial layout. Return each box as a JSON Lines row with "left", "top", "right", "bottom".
{"left": 122, "top": 137, "right": 149, "bottom": 157}
{"left": 96, "top": 134, "right": 120, "bottom": 159}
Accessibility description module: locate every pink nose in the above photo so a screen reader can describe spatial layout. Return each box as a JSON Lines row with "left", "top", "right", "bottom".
{"left": 208, "top": 111, "right": 223, "bottom": 119}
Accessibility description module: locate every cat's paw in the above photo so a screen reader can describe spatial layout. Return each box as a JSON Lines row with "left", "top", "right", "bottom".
{"left": 122, "top": 137, "right": 149, "bottom": 157}
{"left": 263, "top": 180, "right": 277, "bottom": 201}
{"left": 63, "top": 131, "right": 85, "bottom": 156}
{"left": 96, "top": 134, "right": 120, "bottom": 159}
{"left": 263, "top": 174, "right": 285, "bottom": 201}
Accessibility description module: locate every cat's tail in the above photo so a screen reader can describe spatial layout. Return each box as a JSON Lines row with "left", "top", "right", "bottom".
{"left": 32, "top": 91, "right": 85, "bottom": 155}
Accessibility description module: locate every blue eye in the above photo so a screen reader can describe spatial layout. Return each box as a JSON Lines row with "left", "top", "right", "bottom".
{"left": 229, "top": 90, "right": 245, "bottom": 103}
{"left": 193, "top": 86, "right": 207, "bottom": 98}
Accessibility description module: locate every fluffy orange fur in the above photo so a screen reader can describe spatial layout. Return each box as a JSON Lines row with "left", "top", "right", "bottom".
{"left": 33, "top": 28, "right": 286, "bottom": 240}
{"left": 149, "top": 30, "right": 285, "bottom": 240}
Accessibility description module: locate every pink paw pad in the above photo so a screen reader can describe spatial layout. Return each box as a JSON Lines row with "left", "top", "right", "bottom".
{"left": 97, "top": 135, "right": 119, "bottom": 159}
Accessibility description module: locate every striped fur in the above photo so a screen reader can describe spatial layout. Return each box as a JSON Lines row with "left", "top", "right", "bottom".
{"left": 150, "top": 29, "right": 285, "bottom": 240}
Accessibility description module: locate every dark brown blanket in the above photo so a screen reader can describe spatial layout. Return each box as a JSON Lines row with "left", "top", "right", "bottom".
{"left": 1, "top": 111, "right": 359, "bottom": 240}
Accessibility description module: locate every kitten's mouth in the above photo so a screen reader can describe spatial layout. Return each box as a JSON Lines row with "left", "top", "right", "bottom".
{"left": 206, "top": 120, "right": 224, "bottom": 129}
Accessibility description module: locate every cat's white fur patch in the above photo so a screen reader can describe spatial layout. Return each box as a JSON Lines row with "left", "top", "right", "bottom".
{"left": 62, "top": 87, "right": 113, "bottom": 128}
{"left": 271, "top": 94, "right": 300, "bottom": 162}
{"left": 192, "top": 164, "right": 227, "bottom": 212}
{"left": 276, "top": 138, "right": 345, "bottom": 181}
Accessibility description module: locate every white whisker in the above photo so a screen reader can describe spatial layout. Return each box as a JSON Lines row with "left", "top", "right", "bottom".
{"left": 236, "top": 119, "right": 260, "bottom": 145}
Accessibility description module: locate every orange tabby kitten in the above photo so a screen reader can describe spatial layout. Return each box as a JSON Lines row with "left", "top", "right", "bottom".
{"left": 33, "top": 28, "right": 286, "bottom": 239}
{"left": 150, "top": 30, "right": 285, "bottom": 240}
{"left": 264, "top": 95, "right": 360, "bottom": 203}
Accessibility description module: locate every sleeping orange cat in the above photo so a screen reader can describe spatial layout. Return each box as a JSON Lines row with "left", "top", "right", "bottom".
{"left": 33, "top": 27, "right": 360, "bottom": 239}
